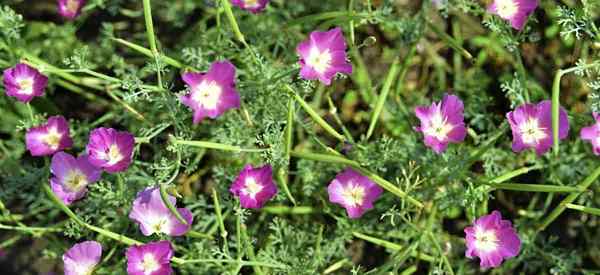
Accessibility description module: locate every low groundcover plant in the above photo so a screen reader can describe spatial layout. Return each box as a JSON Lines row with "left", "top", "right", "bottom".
{"left": 1, "top": 0, "right": 600, "bottom": 274}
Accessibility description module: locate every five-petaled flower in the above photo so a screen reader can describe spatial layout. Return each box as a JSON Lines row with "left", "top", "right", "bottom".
{"left": 327, "top": 168, "right": 383, "bottom": 219}
{"left": 3, "top": 63, "right": 48, "bottom": 103}
{"left": 126, "top": 241, "right": 174, "bottom": 275}
{"left": 129, "top": 186, "right": 193, "bottom": 236}
{"left": 487, "top": 0, "right": 538, "bottom": 30}
{"left": 414, "top": 94, "right": 467, "bottom": 154}
{"left": 229, "top": 164, "right": 277, "bottom": 209}
{"left": 464, "top": 211, "right": 521, "bottom": 268}
{"left": 58, "top": 0, "right": 86, "bottom": 20}
{"left": 50, "top": 152, "right": 102, "bottom": 205}
{"left": 86, "top": 127, "right": 135, "bottom": 173}
{"left": 180, "top": 61, "right": 241, "bottom": 124}
{"left": 231, "top": 0, "right": 269, "bottom": 13}
{"left": 63, "top": 241, "right": 102, "bottom": 275}
{"left": 296, "top": 27, "right": 353, "bottom": 85}
{"left": 506, "top": 100, "right": 569, "bottom": 155}
{"left": 26, "top": 116, "right": 73, "bottom": 156}
{"left": 580, "top": 112, "right": 600, "bottom": 155}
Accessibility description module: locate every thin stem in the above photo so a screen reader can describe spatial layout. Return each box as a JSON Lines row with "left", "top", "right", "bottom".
{"left": 565, "top": 204, "right": 600, "bottom": 216}
{"left": 366, "top": 57, "right": 400, "bottom": 140}
{"left": 159, "top": 184, "right": 188, "bottom": 225}
{"left": 172, "top": 137, "right": 266, "bottom": 153}
{"left": 489, "top": 165, "right": 544, "bottom": 183}
{"left": 261, "top": 205, "right": 315, "bottom": 215}
{"left": 426, "top": 20, "right": 473, "bottom": 60}
{"left": 142, "top": 0, "right": 158, "bottom": 54}
{"left": 485, "top": 182, "right": 583, "bottom": 193}
{"left": 221, "top": 0, "right": 247, "bottom": 46}
{"left": 212, "top": 188, "right": 229, "bottom": 256}
{"left": 352, "top": 232, "right": 434, "bottom": 262}
{"left": 26, "top": 103, "right": 34, "bottom": 121}
{"left": 111, "top": 38, "right": 183, "bottom": 68}
{"left": 427, "top": 232, "right": 455, "bottom": 275}
{"left": 177, "top": 258, "right": 287, "bottom": 269}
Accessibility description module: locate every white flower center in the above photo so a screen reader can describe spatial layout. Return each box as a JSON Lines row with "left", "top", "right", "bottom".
{"left": 150, "top": 216, "right": 170, "bottom": 234}
{"left": 140, "top": 253, "right": 160, "bottom": 275}
{"left": 306, "top": 47, "right": 332, "bottom": 74}
{"left": 73, "top": 263, "right": 94, "bottom": 275}
{"left": 66, "top": 0, "right": 80, "bottom": 13}
{"left": 17, "top": 77, "right": 34, "bottom": 95}
{"left": 102, "top": 144, "right": 123, "bottom": 165}
{"left": 242, "top": 177, "right": 263, "bottom": 198}
{"left": 244, "top": 0, "right": 260, "bottom": 8}
{"left": 340, "top": 183, "right": 366, "bottom": 207}
{"left": 495, "top": 0, "right": 519, "bottom": 19}
{"left": 42, "top": 127, "right": 62, "bottom": 149}
{"left": 518, "top": 117, "right": 546, "bottom": 145}
{"left": 192, "top": 81, "right": 222, "bottom": 110}
{"left": 474, "top": 227, "right": 499, "bottom": 253}
{"left": 423, "top": 112, "right": 454, "bottom": 140}
{"left": 65, "top": 170, "right": 88, "bottom": 192}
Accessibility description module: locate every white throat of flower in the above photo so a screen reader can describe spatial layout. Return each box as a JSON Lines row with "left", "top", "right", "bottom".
{"left": 66, "top": 0, "right": 80, "bottom": 13}
{"left": 42, "top": 127, "right": 62, "bottom": 150}
{"left": 340, "top": 182, "right": 366, "bottom": 207}
{"left": 17, "top": 77, "right": 34, "bottom": 95}
{"left": 73, "top": 262, "right": 95, "bottom": 275}
{"left": 244, "top": 0, "right": 260, "bottom": 8}
{"left": 242, "top": 177, "right": 263, "bottom": 199}
{"left": 518, "top": 117, "right": 546, "bottom": 145}
{"left": 423, "top": 111, "right": 454, "bottom": 141}
{"left": 102, "top": 144, "right": 124, "bottom": 165}
{"left": 495, "top": 0, "right": 519, "bottom": 19}
{"left": 306, "top": 47, "right": 332, "bottom": 74}
{"left": 65, "top": 170, "right": 88, "bottom": 192}
{"left": 474, "top": 226, "right": 499, "bottom": 253}
{"left": 148, "top": 214, "right": 171, "bottom": 235}
{"left": 140, "top": 253, "right": 160, "bottom": 275}
{"left": 192, "top": 81, "right": 222, "bottom": 110}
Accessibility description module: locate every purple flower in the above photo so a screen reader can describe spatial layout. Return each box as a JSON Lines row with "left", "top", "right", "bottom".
{"left": 231, "top": 0, "right": 269, "bottom": 13}
{"left": 180, "top": 61, "right": 241, "bottom": 124}
{"left": 229, "top": 164, "right": 277, "bottom": 209}
{"left": 86, "top": 127, "right": 135, "bottom": 173}
{"left": 58, "top": 0, "right": 86, "bottom": 20}
{"left": 25, "top": 116, "right": 73, "bottom": 156}
{"left": 414, "top": 94, "right": 467, "bottom": 153}
{"left": 464, "top": 211, "right": 521, "bottom": 268}
{"left": 126, "top": 241, "right": 173, "bottom": 275}
{"left": 327, "top": 168, "right": 383, "bottom": 219}
{"left": 50, "top": 152, "right": 102, "bottom": 205}
{"left": 296, "top": 27, "right": 353, "bottom": 85}
{"left": 3, "top": 63, "right": 47, "bottom": 103}
{"left": 63, "top": 241, "right": 102, "bottom": 275}
{"left": 487, "top": 0, "right": 538, "bottom": 30}
{"left": 129, "top": 187, "right": 193, "bottom": 236}
{"left": 506, "top": 100, "right": 569, "bottom": 155}
{"left": 580, "top": 113, "right": 600, "bottom": 155}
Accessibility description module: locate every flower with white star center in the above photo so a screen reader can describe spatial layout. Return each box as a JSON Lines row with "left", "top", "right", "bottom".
{"left": 422, "top": 112, "right": 455, "bottom": 141}
{"left": 63, "top": 241, "right": 102, "bottom": 275}
{"left": 26, "top": 116, "right": 73, "bottom": 156}
{"left": 464, "top": 211, "right": 521, "bottom": 268}
{"left": 580, "top": 113, "right": 600, "bottom": 156}
{"left": 140, "top": 253, "right": 160, "bottom": 274}
{"left": 126, "top": 241, "right": 174, "bottom": 275}
{"left": 517, "top": 118, "right": 546, "bottom": 145}
{"left": 296, "top": 27, "right": 353, "bottom": 85}
{"left": 191, "top": 81, "right": 222, "bottom": 110}
{"left": 86, "top": 127, "right": 135, "bottom": 173}
{"left": 230, "top": 165, "right": 277, "bottom": 209}
{"left": 488, "top": 0, "right": 538, "bottom": 30}
{"left": 129, "top": 187, "right": 193, "bottom": 236}
{"left": 242, "top": 177, "right": 264, "bottom": 198}
{"left": 58, "top": 0, "right": 86, "bottom": 19}
{"left": 231, "top": 0, "right": 269, "bottom": 13}
{"left": 3, "top": 63, "right": 48, "bottom": 103}
{"left": 50, "top": 152, "right": 101, "bottom": 205}
{"left": 306, "top": 48, "right": 333, "bottom": 74}
{"left": 328, "top": 168, "right": 382, "bottom": 219}
{"left": 494, "top": 0, "right": 519, "bottom": 18}
{"left": 414, "top": 94, "right": 466, "bottom": 154}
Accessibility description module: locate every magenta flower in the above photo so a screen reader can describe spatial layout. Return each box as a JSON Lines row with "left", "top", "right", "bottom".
{"left": 25, "top": 116, "right": 73, "bottom": 156}
{"left": 229, "top": 164, "right": 277, "bottom": 209}
{"left": 580, "top": 113, "right": 600, "bottom": 155}
{"left": 129, "top": 187, "right": 193, "bottom": 236}
{"left": 50, "top": 152, "right": 102, "bottom": 205}
{"left": 414, "top": 94, "right": 467, "bottom": 154}
{"left": 126, "top": 241, "right": 173, "bottom": 275}
{"left": 296, "top": 27, "right": 353, "bottom": 85}
{"left": 231, "top": 0, "right": 269, "bottom": 13}
{"left": 507, "top": 100, "right": 569, "bottom": 155}
{"left": 327, "top": 168, "right": 383, "bottom": 219}
{"left": 180, "top": 61, "right": 241, "bottom": 124}
{"left": 464, "top": 211, "right": 521, "bottom": 268}
{"left": 63, "top": 241, "right": 102, "bottom": 275}
{"left": 487, "top": 0, "right": 538, "bottom": 30}
{"left": 58, "top": 0, "right": 86, "bottom": 20}
{"left": 3, "top": 63, "right": 47, "bottom": 103}
{"left": 86, "top": 127, "right": 135, "bottom": 173}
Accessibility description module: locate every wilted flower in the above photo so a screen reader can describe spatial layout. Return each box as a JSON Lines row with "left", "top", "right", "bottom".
{"left": 50, "top": 152, "right": 102, "bottom": 205}
{"left": 464, "top": 211, "right": 521, "bottom": 268}
{"left": 180, "top": 61, "right": 241, "bottom": 124}
{"left": 63, "top": 241, "right": 102, "bottom": 275}
{"left": 231, "top": 0, "right": 269, "bottom": 13}
{"left": 296, "top": 27, "right": 353, "bottom": 85}
{"left": 126, "top": 241, "right": 173, "bottom": 275}
{"left": 3, "top": 63, "right": 47, "bottom": 103}
{"left": 414, "top": 94, "right": 467, "bottom": 153}
{"left": 58, "top": 0, "right": 86, "bottom": 20}
{"left": 129, "top": 187, "right": 193, "bottom": 236}
{"left": 327, "top": 168, "right": 383, "bottom": 219}
{"left": 86, "top": 127, "right": 135, "bottom": 173}
{"left": 506, "top": 100, "right": 569, "bottom": 155}
{"left": 580, "top": 112, "right": 600, "bottom": 155}
{"left": 229, "top": 164, "right": 277, "bottom": 209}
{"left": 26, "top": 116, "right": 73, "bottom": 156}
{"left": 487, "top": 0, "right": 538, "bottom": 30}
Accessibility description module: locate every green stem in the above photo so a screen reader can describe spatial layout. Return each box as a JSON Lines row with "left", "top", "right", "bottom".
{"left": 159, "top": 184, "right": 188, "bottom": 225}
{"left": 485, "top": 182, "right": 583, "bottom": 193}
{"left": 426, "top": 232, "right": 455, "bottom": 275}
{"left": 366, "top": 57, "right": 400, "bottom": 140}
{"left": 142, "top": 0, "right": 158, "bottom": 54}
{"left": 221, "top": 0, "right": 247, "bottom": 46}
{"left": 212, "top": 188, "right": 229, "bottom": 256}
{"left": 172, "top": 138, "right": 266, "bottom": 153}
{"left": 0, "top": 223, "right": 62, "bottom": 234}
{"left": 352, "top": 232, "right": 434, "bottom": 262}
{"left": 177, "top": 259, "right": 287, "bottom": 268}
{"left": 261, "top": 205, "right": 315, "bottom": 215}
{"left": 426, "top": 20, "right": 473, "bottom": 60}
{"left": 565, "top": 203, "right": 600, "bottom": 216}
{"left": 489, "top": 165, "right": 544, "bottom": 183}
{"left": 111, "top": 38, "right": 183, "bottom": 68}
{"left": 26, "top": 103, "right": 34, "bottom": 121}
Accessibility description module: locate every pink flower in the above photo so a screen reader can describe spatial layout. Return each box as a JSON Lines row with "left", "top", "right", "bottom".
{"left": 231, "top": 0, "right": 269, "bottom": 13}
{"left": 487, "top": 0, "right": 538, "bottom": 30}
{"left": 580, "top": 112, "right": 600, "bottom": 155}
{"left": 3, "top": 63, "right": 47, "bottom": 103}
{"left": 327, "top": 168, "right": 383, "bottom": 219}
{"left": 229, "top": 164, "right": 277, "bottom": 209}
{"left": 57, "top": 0, "right": 86, "bottom": 20}
{"left": 25, "top": 116, "right": 73, "bottom": 156}
{"left": 506, "top": 100, "right": 569, "bottom": 155}
{"left": 86, "top": 127, "right": 135, "bottom": 173}
{"left": 296, "top": 27, "right": 353, "bottom": 85}
{"left": 126, "top": 241, "right": 173, "bottom": 275}
{"left": 414, "top": 94, "right": 467, "bottom": 153}
{"left": 129, "top": 187, "right": 193, "bottom": 236}
{"left": 50, "top": 152, "right": 102, "bottom": 205}
{"left": 464, "top": 211, "right": 521, "bottom": 268}
{"left": 180, "top": 61, "right": 241, "bottom": 124}
{"left": 63, "top": 241, "right": 102, "bottom": 275}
